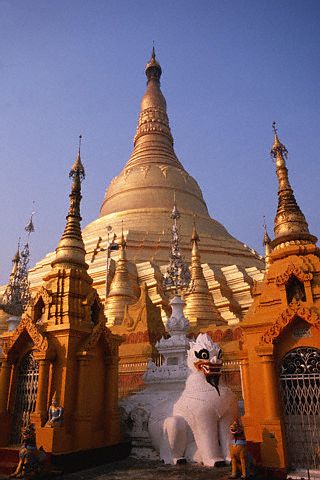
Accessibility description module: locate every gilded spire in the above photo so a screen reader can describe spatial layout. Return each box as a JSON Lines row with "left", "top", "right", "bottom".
{"left": 105, "top": 233, "right": 137, "bottom": 325}
{"left": 52, "top": 136, "right": 87, "bottom": 269}
{"left": 132, "top": 48, "right": 176, "bottom": 154}
{"left": 271, "top": 122, "right": 316, "bottom": 246}
{"left": 184, "top": 225, "right": 225, "bottom": 327}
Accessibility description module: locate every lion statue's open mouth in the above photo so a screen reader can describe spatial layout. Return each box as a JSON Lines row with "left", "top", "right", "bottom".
{"left": 194, "top": 360, "right": 222, "bottom": 394}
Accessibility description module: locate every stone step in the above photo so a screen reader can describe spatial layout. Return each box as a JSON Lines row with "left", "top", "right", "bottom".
{"left": 0, "top": 447, "right": 19, "bottom": 475}
{"left": 287, "top": 469, "right": 320, "bottom": 480}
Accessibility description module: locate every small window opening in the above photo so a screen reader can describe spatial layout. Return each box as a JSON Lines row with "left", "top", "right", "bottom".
{"left": 286, "top": 276, "right": 306, "bottom": 304}
{"left": 34, "top": 297, "right": 45, "bottom": 323}
{"left": 90, "top": 300, "right": 100, "bottom": 325}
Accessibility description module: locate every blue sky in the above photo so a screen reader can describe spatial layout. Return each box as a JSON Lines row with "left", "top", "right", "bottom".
{"left": 0, "top": 0, "right": 319, "bottom": 282}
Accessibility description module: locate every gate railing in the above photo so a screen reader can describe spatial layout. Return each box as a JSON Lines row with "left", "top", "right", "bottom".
{"left": 280, "top": 371, "right": 320, "bottom": 470}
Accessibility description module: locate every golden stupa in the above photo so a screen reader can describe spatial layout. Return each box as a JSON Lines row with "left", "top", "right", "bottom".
{"left": 29, "top": 49, "right": 264, "bottom": 324}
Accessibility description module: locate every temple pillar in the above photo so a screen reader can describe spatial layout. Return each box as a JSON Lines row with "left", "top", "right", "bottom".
{"left": 75, "top": 354, "right": 92, "bottom": 449}
{"left": 0, "top": 360, "right": 12, "bottom": 445}
{"left": 0, "top": 361, "right": 12, "bottom": 414}
{"left": 104, "top": 355, "right": 120, "bottom": 443}
{"left": 255, "top": 346, "right": 280, "bottom": 420}
{"left": 255, "top": 345, "right": 286, "bottom": 469}
{"left": 240, "top": 356, "right": 251, "bottom": 417}
{"left": 33, "top": 359, "right": 51, "bottom": 426}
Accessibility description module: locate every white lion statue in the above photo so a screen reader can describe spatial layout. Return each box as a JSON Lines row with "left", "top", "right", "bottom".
{"left": 148, "top": 333, "right": 238, "bottom": 466}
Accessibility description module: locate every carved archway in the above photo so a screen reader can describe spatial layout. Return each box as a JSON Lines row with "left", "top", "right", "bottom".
{"left": 31, "top": 287, "right": 52, "bottom": 307}
{"left": 260, "top": 301, "right": 320, "bottom": 345}
{"left": 275, "top": 264, "right": 313, "bottom": 286}
{"left": 1, "top": 314, "right": 48, "bottom": 361}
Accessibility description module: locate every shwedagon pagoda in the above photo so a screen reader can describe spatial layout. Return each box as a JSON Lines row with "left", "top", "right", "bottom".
{"left": 0, "top": 50, "right": 319, "bottom": 479}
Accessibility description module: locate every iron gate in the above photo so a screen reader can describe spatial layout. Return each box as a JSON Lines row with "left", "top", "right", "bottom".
{"left": 10, "top": 351, "right": 39, "bottom": 444}
{"left": 279, "top": 347, "right": 320, "bottom": 470}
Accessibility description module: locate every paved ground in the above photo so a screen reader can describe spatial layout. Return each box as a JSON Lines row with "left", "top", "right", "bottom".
{"left": 61, "top": 457, "right": 231, "bottom": 480}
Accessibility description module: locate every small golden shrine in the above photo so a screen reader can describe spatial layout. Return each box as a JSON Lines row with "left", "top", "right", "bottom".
{"left": 0, "top": 144, "right": 123, "bottom": 459}
{"left": 239, "top": 125, "right": 320, "bottom": 474}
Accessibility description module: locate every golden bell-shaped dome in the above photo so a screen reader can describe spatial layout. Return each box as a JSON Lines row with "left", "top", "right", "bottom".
{"left": 100, "top": 48, "right": 213, "bottom": 221}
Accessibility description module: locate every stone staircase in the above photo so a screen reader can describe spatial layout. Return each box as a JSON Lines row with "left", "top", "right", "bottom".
{"left": 0, "top": 447, "right": 19, "bottom": 476}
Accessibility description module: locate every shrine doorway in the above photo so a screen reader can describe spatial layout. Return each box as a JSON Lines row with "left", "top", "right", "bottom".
{"left": 10, "top": 351, "right": 39, "bottom": 444}
{"left": 279, "top": 347, "right": 320, "bottom": 470}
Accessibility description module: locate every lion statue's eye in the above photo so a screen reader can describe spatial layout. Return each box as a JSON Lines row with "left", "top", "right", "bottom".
{"left": 195, "top": 349, "right": 209, "bottom": 360}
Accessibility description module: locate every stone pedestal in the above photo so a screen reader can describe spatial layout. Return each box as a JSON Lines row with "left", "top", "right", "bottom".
{"left": 121, "top": 296, "right": 191, "bottom": 458}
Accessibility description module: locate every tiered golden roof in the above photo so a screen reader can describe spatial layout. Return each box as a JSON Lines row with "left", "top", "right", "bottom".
{"left": 105, "top": 233, "right": 138, "bottom": 325}
{"left": 184, "top": 225, "right": 225, "bottom": 327}
{"left": 52, "top": 141, "right": 87, "bottom": 269}
{"left": 270, "top": 123, "right": 317, "bottom": 247}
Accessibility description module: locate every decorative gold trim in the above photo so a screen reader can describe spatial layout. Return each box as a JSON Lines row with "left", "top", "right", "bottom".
{"left": 260, "top": 301, "right": 320, "bottom": 344}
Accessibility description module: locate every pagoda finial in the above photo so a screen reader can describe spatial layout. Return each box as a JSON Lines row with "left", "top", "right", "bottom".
{"left": 145, "top": 45, "right": 162, "bottom": 83}
{"left": 119, "top": 221, "right": 127, "bottom": 256}
{"left": 191, "top": 216, "right": 200, "bottom": 244}
{"left": 270, "top": 123, "right": 316, "bottom": 246}
{"left": 25, "top": 204, "right": 35, "bottom": 240}
{"left": 262, "top": 216, "right": 271, "bottom": 246}
{"left": 52, "top": 138, "right": 87, "bottom": 269}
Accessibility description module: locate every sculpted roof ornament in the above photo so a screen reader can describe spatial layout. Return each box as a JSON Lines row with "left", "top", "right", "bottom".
{"left": 165, "top": 296, "right": 190, "bottom": 336}
{"left": 1, "top": 210, "right": 35, "bottom": 316}
{"left": 184, "top": 223, "right": 225, "bottom": 326}
{"left": 270, "top": 122, "right": 316, "bottom": 247}
{"left": 1, "top": 314, "right": 49, "bottom": 360}
{"left": 105, "top": 229, "right": 137, "bottom": 324}
{"left": 263, "top": 217, "right": 271, "bottom": 246}
{"left": 145, "top": 46, "right": 162, "bottom": 82}
{"left": 163, "top": 198, "right": 191, "bottom": 293}
{"left": 260, "top": 301, "right": 320, "bottom": 345}
{"left": 52, "top": 136, "right": 87, "bottom": 269}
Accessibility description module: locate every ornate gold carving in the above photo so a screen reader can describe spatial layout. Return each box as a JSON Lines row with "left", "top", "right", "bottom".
{"left": 140, "top": 165, "right": 150, "bottom": 178}
{"left": 260, "top": 301, "right": 320, "bottom": 344}
{"left": 124, "top": 168, "right": 132, "bottom": 181}
{"left": 1, "top": 314, "right": 48, "bottom": 359}
{"left": 275, "top": 263, "right": 313, "bottom": 285}
{"left": 158, "top": 165, "right": 169, "bottom": 178}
